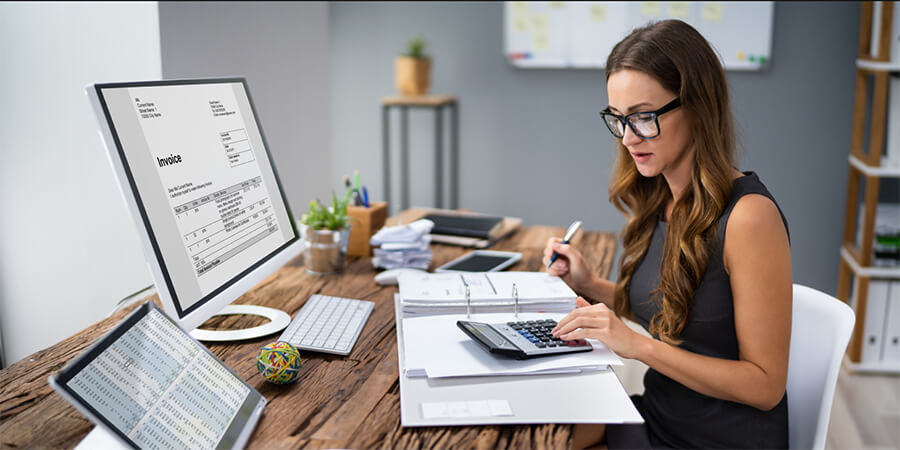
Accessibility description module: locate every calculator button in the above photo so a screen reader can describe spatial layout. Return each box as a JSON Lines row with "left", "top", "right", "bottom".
{"left": 535, "top": 343, "right": 546, "bottom": 348}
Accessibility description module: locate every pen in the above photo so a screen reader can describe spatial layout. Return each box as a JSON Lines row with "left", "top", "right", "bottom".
{"left": 362, "top": 186, "right": 369, "bottom": 208}
{"left": 546, "top": 220, "right": 582, "bottom": 270}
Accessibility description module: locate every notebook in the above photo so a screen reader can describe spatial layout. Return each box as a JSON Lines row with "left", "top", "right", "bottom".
{"left": 422, "top": 212, "right": 504, "bottom": 239}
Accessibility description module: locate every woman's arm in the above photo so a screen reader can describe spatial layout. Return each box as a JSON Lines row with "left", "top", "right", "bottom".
{"left": 554, "top": 194, "right": 792, "bottom": 411}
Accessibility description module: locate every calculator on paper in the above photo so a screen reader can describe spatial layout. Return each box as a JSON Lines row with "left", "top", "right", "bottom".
{"left": 456, "top": 319, "right": 592, "bottom": 360}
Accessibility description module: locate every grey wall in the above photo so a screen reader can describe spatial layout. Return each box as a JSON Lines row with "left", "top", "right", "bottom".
{"left": 330, "top": 1, "right": 862, "bottom": 294}
{"left": 159, "top": 1, "right": 332, "bottom": 214}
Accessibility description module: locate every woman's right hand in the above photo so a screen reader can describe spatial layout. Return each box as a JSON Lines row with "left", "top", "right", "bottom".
{"left": 542, "top": 237, "right": 595, "bottom": 295}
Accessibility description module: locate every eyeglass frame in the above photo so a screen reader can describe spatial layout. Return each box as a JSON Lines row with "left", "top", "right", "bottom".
{"left": 599, "top": 97, "right": 682, "bottom": 140}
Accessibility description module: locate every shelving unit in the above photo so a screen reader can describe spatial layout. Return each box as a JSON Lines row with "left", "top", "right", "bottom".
{"left": 836, "top": 1, "right": 900, "bottom": 373}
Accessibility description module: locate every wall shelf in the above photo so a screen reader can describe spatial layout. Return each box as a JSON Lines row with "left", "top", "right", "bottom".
{"left": 836, "top": 1, "right": 900, "bottom": 374}
{"left": 848, "top": 154, "right": 900, "bottom": 177}
{"left": 856, "top": 58, "right": 900, "bottom": 71}
{"left": 841, "top": 246, "right": 900, "bottom": 279}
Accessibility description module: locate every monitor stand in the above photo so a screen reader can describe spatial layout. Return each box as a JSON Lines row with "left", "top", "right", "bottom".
{"left": 189, "top": 304, "right": 291, "bottom": 342}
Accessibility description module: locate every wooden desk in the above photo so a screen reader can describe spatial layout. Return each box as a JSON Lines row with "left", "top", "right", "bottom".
{"left": 0, "top": 212, "right": 616, "bottom": 449}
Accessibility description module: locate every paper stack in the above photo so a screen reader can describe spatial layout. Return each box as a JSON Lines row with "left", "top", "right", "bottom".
{"left": 398, "top": 271, "right": 578, "bottom": 316}
{"left": 370, "top": 219, "right": 434, "bottom": 270}
{"left": 400, "top": 310, "right": 622, "bottom": 378}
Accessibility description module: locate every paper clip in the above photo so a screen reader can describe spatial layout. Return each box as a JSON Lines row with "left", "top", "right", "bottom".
{"left": 512, "top": 283, "right": 519, "bottom": 318}
{"left": 466, "top": 285, "right": 471, "bottom": 318}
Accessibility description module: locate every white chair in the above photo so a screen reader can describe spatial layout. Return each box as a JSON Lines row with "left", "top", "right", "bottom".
{"left": 787, "top": 284, "right": 856, "bottom": 450}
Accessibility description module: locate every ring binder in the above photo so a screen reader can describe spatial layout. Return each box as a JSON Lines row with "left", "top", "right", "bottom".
{"left": 397, "top": 272, "right": 578, "bottom": 316}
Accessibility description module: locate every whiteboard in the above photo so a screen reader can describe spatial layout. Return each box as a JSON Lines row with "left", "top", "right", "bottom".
{"left": 504, "top": 2, "right": 774, "bottom": 70}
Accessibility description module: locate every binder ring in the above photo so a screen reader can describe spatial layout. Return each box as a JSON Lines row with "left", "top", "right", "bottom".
{"left": 466, "top": 285, "right": 471, "bottom": 318}
{"left": 512, "top": 283, "right": 519, "bottom": 318}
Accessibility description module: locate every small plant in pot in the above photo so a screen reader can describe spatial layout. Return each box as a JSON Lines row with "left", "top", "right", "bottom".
{"left": 300, "top": 190, "right": 354, "bottom": 275}
{"left": 395, "top": 34, "right": 431, "bottom": 96}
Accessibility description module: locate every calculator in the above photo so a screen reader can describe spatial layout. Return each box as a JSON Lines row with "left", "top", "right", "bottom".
{"left": 456, "top": 319, "right": 592, "bottom": 359}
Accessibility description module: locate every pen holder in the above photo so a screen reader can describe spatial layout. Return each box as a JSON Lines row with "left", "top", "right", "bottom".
{"left": 346, "top": 202, "right": 387, "bottom": 257}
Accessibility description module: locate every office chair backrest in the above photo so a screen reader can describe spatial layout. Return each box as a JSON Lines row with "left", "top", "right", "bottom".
{"left": 787, "top": 284, "right": 855, "bottom": 450}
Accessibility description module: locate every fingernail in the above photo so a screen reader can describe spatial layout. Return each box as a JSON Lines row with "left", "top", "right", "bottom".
{"left": 553, "top": 243, "right": 561, "bottom": 249}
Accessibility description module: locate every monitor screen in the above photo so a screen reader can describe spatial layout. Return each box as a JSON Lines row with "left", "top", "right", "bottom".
{"left": 88, "top": 79, "right": 300, "bottom": 329}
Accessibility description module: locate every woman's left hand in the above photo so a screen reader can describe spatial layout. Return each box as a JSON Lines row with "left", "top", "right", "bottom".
{"left": 552, "top": 297, "right": 645, "bottom": 360}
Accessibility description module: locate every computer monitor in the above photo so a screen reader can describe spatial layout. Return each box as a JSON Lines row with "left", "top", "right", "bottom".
{"left": 87, "top": 78, "right": 302, "bottom": 340}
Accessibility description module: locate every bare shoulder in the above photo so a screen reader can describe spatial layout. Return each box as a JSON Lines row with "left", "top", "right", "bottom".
{"left": 724, "top": 194, "right": 790, "bottom": 273}
{"left": 726, "top": 194, "right": 786, "bottom": 237}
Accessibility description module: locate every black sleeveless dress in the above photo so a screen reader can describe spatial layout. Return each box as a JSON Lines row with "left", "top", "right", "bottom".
{"left": 606, "top": 172, "right": 790, "bottom": 449}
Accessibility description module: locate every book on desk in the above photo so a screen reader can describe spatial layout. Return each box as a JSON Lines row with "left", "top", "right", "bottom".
{"left": 404, "top": 209, "right": 522, "bottom": 248}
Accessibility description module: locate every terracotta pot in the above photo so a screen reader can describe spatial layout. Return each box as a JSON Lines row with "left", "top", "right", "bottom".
{"left": 301, "top": 225, "right": 351, "bottom": 275}
{"left": 395, "top": 56, "right": 431, "bottom": 96}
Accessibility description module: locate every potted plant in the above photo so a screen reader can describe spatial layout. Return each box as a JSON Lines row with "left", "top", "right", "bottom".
{"left": 300, "top": 190, "right": 354, "bottom": 275}
{"left": 395, "top": 35, "right": 431, "bottom": 96}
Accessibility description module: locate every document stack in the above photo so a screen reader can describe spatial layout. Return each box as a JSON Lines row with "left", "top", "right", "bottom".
{"left": 392, "top": 272, "right": 638, "bottom": 428}
{"left": 370, "top": 219, "right": 434, "bottom": 270}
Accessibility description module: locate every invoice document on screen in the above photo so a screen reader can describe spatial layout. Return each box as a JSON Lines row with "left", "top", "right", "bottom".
{"left": 103, "top": 83, "right": 294, "bottom": 308}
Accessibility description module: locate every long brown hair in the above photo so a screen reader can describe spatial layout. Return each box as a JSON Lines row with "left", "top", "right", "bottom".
{"left": 607, "top": 20, "right": 736, "bottom": 345}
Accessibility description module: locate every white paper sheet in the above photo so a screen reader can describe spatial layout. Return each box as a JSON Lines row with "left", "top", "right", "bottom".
{"left": 401, "top": 312, "right": 622, "bottom": 378}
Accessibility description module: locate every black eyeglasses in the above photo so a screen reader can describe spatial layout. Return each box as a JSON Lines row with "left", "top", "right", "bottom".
{"left": 599, "top": 97, "right": 681, "bottom": 140}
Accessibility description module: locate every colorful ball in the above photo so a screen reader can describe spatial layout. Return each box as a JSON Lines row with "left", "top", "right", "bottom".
{"left": 256, "top": 341, "right": 302, "bottom": 384}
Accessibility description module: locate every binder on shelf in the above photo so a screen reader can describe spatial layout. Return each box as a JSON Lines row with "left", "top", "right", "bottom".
{"left": 860, "top": 280, "right": 891, "bottom": 364}
{"left": 882, "top": 282, "right": 900, "bottom": 363}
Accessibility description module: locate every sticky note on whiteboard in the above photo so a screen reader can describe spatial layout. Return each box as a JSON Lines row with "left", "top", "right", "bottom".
{"left": 513, "top": 15, "right": 529, "bottom": 32}
{"left": 702, "top": 2, "right": 724, "bottom": 22}
{"left": 511, "top": 2, "right": 529, "bottom": 14}
{"left": 531, "top": 13, "right": 549, "bottom": 32}
{"left": 669, "top": 2, "right": 690, "bottom": 19}
{"left": 534, "top": 32, "right": 550, "bottom": 51}
{"left": 590, "top": 5, "right": 607, "bottom": 22}
{"left": 640, "top": 2, "right": 662, "bottom": 18}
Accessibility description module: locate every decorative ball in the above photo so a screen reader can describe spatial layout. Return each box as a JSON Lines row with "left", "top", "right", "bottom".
{"left": 256, "top": 341, "right": 302, "bottom": 384}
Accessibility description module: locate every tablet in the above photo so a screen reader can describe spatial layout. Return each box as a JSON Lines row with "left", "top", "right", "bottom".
{"left": 435, "top": 250, "right": 522, "bottom": 272}
{"left": 49, "top": 302, "right": 266, "bottom": 450}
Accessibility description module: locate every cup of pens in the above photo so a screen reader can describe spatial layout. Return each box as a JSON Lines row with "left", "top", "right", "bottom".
{"left": 345, "top": 171, "right": 387, "bottom": 257}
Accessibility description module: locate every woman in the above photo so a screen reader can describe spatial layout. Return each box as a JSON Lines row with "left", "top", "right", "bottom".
{"left": 543, "top": 20, "right": 792, "bottom": 449}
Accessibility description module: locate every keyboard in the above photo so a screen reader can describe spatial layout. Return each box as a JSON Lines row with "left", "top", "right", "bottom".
{"left": 278, "top": 294, "right": 374, "bottom": 356}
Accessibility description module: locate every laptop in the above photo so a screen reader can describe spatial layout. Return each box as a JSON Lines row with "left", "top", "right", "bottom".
{"left": 49, "top": 302, "right": 266, "bottom": 449}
